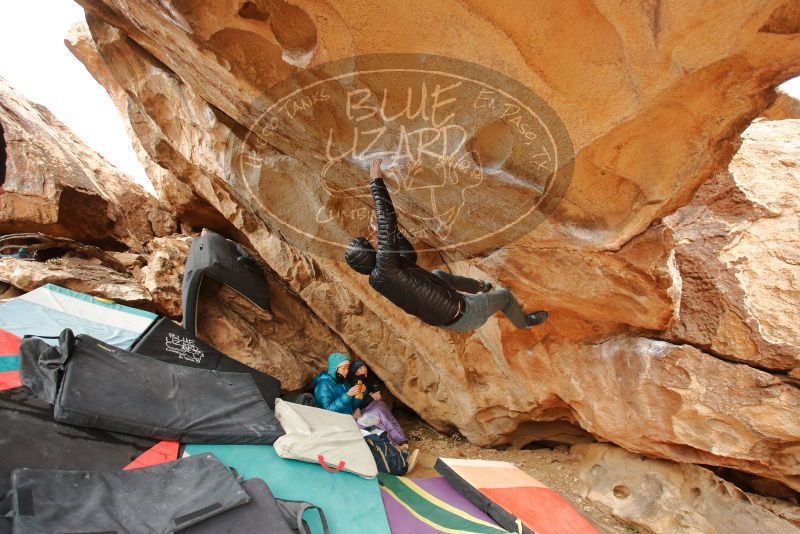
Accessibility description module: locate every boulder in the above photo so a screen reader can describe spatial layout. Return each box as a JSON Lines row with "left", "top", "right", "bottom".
{"left": 0, "top": 78, "right": 175, "bottom": 251}
{"left": 571, "top": 443, "right": 800, "bottom": 534}
{"left": 663, "top": 119, "right": 800, "bottom": 371}
{"left": 762, "top": 89, "right": 800, "bottom": 120}
{"left": 66, "top": 0, "right": 800, "bottom": 489}
{"left": 196, "top": 279, "right": 348, "bottom": 391}
{"left": 64, "top": 21, "right": 245, "bottom": 237}
{"left": 534, "top": 337, "right": 800, "bottom": 490}
{"left": 0, "top": 256, "right": 152, "bottom": 308}
{"left": 137, "top": 235, "right": 191, "bottom": 317}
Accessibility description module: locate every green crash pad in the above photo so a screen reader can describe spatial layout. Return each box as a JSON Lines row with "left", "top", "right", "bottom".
{"left": 184, "top": 444, "right": 391, "bottom": 534}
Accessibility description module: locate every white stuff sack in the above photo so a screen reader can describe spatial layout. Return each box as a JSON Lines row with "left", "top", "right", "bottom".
{"left": 272, "top": 399, "right": 378, "bottom": 479}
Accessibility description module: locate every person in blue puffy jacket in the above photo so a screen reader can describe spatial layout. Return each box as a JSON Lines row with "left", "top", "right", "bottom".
{"left": 313, "top": 352, "right": 363, "bottom": 415}
{"left": 314, "top": 352, "right": 420, "bottom": 472}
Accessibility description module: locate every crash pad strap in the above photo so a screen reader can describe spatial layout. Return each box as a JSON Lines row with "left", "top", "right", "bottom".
{"left": 173, "top": 502, "right": 223, "bottom": 527}
{"left": 276, "top": 499, "right": 331, "bottom": 534}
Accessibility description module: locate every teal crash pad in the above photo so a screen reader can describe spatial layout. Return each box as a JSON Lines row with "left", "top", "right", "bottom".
{"left": 184, "top": 444, "right": 391, "bottom": 534}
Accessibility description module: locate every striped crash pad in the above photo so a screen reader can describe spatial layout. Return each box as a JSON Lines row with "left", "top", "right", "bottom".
{"left": 379, "top": 474, "right": 507, "bottom": 534}
{"left": 0, "top": 284, "right": 157, "bottom": 350}
{"left": 0, "top": 328, "right": 21, "bottom": 390}
{"left": 435, "top": 458, "right": 599, "bottom": 534}
{"left": 184, "top": 444, "right": 391, "bottom": 534}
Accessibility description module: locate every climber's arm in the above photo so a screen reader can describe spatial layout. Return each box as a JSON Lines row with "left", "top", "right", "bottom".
{"left": 432, "top": 270, "right": 487, "bottom": 293}
{"left": 371, "top": 160, "right": 400, "bottom": 271}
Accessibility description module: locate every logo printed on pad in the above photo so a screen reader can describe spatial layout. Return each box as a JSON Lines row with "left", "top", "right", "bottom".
{"left": 165, "top": 333, "right": 205, "bottom": 364}
{"left": 225, "top": 53, "right": 574, "bottom": 260}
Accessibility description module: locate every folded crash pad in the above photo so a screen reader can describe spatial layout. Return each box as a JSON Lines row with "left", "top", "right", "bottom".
{"left": 0, "top": 283, "right": 156, "bottom": 349}
{"left": 184, "top": 444, "right": 391, "bottom": 534}
{"left": 273, "top": 398, "right": 378, "bottom": 478}
{"left": 133, "top": 317, "right": 281, "bottom": 407}
{"left": 435, "top": 458, "right": 599, "bottom": 534}
{"left": 0, "top": 386, "right": 157, "bottom": 495}
{"left": 183, "top": 230, "right": 269, "bottom": 336}
{"left": 19, "top": 330, "right": 284, "bottom": 444}
{"left": 379, "top": 474, "right": 506, "bottom": 534}
{"left": 4, "top": 453, "right": 249, "bottom": 534}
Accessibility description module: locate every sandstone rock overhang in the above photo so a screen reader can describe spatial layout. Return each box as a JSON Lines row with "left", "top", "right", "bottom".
{"left": 60, "top": 0, "right": 800, "bottom": 490}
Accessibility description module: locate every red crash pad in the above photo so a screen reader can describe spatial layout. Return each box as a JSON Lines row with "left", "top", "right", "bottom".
{"left": 0, "top": 370, "right": 21, "bottom": 391}
{"left": 123, "top": 441, "right": 180, "bottom": 470}
{"left": 0, "top": 329, "right": 20, "bottom": 356}
{"left": 436, "top": 458, "right": 599, "bottom": 534}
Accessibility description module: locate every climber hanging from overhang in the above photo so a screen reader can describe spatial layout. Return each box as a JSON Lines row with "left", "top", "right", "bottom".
{"left": 344, "top": 159, "right": 548, "bottom": 332}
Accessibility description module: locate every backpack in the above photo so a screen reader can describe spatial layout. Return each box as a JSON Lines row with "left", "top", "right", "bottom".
{"left": 364, "top": 431, "right": 408, "bottom": 475}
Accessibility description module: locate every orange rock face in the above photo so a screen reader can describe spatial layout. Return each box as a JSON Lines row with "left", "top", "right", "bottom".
{"left": 663, "top": 119, "right": 800, "bottom": 372}
{"left": 65, "top": 0, "right": 800, "bottom": 489}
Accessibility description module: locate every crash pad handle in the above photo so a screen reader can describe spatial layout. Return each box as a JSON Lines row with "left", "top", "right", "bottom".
{"left": 317, "top": 455, "right": 345, "bottom": 473}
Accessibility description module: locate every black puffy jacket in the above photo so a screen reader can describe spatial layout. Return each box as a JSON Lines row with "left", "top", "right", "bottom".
{"left": 368, "top": 178, "right": 464, "bottom": 326}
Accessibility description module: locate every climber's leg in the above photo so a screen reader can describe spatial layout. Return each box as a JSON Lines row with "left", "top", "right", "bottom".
{"left": 442, "top": 289, "right": 527, "bottom": 331}
{"left": 491, "top": 289, "right": 531, "bottom": 329}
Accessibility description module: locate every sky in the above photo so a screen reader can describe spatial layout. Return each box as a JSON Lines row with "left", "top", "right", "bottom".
{"left": 781, "top": 77, "right": 800, "bottom": 97}
{"left": 0, "top": 2, "right": 153, "bottom": 192}
{"left": 0, "top": 3, "right": 798, "bottom": 198}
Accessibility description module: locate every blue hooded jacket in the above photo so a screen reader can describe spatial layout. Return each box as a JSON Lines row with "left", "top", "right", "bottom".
{"left": 313, "top": 353, "right": 362, "bottom": 415}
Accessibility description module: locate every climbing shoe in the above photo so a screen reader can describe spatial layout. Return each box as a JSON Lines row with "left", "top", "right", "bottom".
{"left": 526, "top": 311, "right": 549, "bottom": 327}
